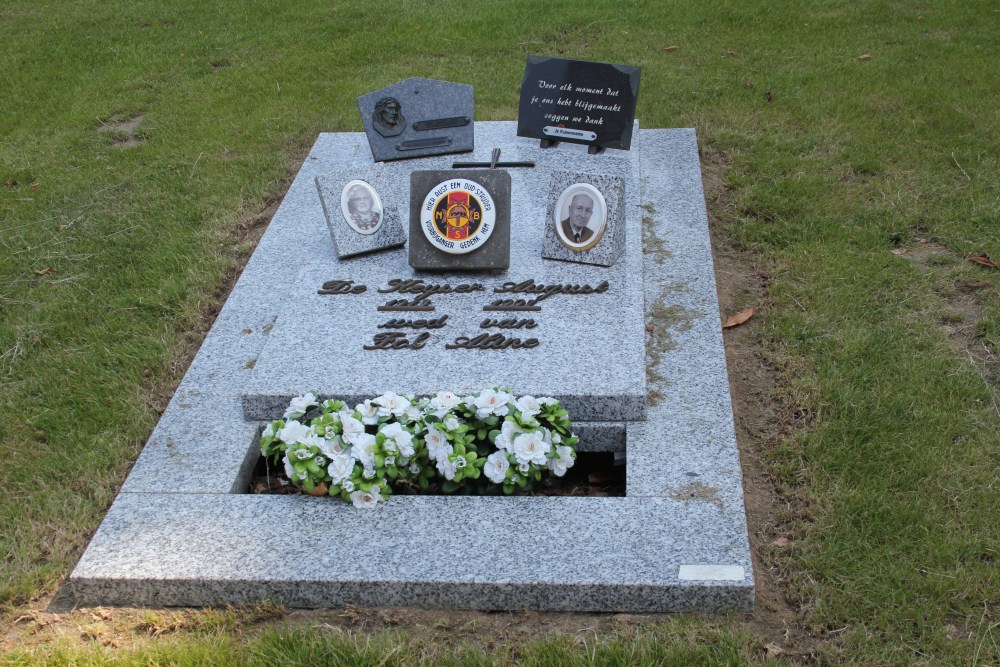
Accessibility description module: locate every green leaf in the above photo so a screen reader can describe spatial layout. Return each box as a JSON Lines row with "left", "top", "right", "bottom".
{"left": 441, "top": 480, "right": 460, "bottom": 493}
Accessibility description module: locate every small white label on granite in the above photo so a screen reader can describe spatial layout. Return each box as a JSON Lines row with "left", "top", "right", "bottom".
{"left": 678, "top": 565, "right": 745, "bottom": 581}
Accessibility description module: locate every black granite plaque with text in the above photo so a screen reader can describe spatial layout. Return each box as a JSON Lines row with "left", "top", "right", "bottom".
{"left": 517, "top": 56, "right": 640, "bottom": 151}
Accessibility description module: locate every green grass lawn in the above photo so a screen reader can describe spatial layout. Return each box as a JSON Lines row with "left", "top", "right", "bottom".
{"left": 2, "top": 0, "right": 998, "bottom": 664}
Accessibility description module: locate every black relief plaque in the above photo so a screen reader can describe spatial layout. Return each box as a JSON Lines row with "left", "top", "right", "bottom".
{"left": 517, "top": 56, "right": 641, "bottom": 151}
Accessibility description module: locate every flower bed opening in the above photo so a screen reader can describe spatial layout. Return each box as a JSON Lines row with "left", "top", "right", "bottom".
{"left": 254, "top": 388, "right": 624, "bottom": 507}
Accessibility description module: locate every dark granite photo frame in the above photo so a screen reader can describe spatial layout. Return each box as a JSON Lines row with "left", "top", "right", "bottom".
{"left": 408, "top": 169, "right": 511, "bottom": 272}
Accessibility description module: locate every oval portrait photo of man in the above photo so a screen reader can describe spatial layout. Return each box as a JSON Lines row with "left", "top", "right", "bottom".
{"left": 554, "top": 183, "right": 607, "bottom": 252}
{"left": 340, "top": 180, "right": 384, "bottom": 235}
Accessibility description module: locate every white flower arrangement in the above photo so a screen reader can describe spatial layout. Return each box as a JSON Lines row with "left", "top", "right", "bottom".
{"left": 260, "top": 387, "right": 579, "bottom": 507}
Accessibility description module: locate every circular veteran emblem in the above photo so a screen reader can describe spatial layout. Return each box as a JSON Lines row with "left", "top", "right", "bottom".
{"left": 420, "top": 179, "right": 496, "bottom": 255}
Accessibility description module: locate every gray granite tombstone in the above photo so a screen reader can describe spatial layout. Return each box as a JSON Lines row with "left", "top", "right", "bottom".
{"left": 358, "top": 78, "right": 474, "bottom": 162}
{"left": 407, "top": 169, "right": 510, "bottom": 271}
{"left": 315, "top": 166, "right": 406, "bottom": 258}
{"left": 542, "top": 171, "right": 626, "bottom": 267}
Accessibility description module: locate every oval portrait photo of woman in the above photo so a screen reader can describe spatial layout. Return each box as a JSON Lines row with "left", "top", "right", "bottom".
{"left": 554, "top": 183, "right": 607, "bottom": 252}
{"left": 340, "top": 180, "right": 384, "bottom": 235}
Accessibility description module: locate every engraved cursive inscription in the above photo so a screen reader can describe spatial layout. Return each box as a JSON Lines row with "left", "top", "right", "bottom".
{"left": 483, "top": 299, "right": 542, "bottom": 312}
{"left": 493, "top": 279, "right": 609, "bottom": 305}
{"left": 318, "top": 279, "right": 367, "bottom": 295}
{"left": 377, "top": 278, "right": 484, "bottom": 310}
{"left": 446, "top": 333, "right": 540, "bottom": 350}
{"left": 480, "top": 318, "right": 538, "bottom": 329}
{"left": 377, "top": 299, "right": 437, "bottom": 312}
{"left": 363, "top": 332, "right": 431, "bottom": 350}
{"left": 378, "top": 315, "right": 450, "bottom": 329}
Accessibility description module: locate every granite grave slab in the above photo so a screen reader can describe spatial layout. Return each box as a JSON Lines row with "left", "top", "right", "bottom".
{"left": 67, "top": 124, "right": 754, "bottom": 612}
{"left": 240, "top": 136, "right": 645, "bottom": 422}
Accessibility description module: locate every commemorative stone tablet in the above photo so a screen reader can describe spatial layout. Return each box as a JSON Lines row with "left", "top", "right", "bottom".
{"left": 358, "top": 78, "right": 475, "bottom": 162}
{"left": 517, "top": 56, "right": 640, "bottom": 151}
{"left": 316, "top": 166, "right": 406, "bottom": 258}
{"left": 542, "top": 171, "right": 626, "bottom": 267}
{"left": 407, "top": 169, "right": 511, "bottom": 271}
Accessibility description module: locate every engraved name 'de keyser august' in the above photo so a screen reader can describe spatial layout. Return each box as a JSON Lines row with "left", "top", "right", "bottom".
{"left": 317, "top": 277, "right": 610, "bottom": 350}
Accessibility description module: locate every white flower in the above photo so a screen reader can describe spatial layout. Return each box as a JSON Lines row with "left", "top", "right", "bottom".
{"left": 340, "top": 415, "right": 365, "bottom": 445}
{"left": 350, "top": 490, "right": 381, "bottom": 509}
{"left": 436, "top": 457, "right": 457, "bottom": 480}
{"left": 495, "top": 419, "right": 524, "bottom": 451}
{"left": 363, "top": 467, "right": 376, "bottom": 479}
{"left": 283, "top": 457, "right": 295, "bottom": 479}
{"left": 352, "top": 433, "right": 377, "bottom": 468}
{"left": 431, "top": 391, "right": 461, "bottom": 408}
{"left": 444, "top": 417, "right": 460, "bottom": 432}
{"left": 284, "top": 392, "right": 319, "bottom": 418}
{"left": 374, "top": 391, "right": 411, "bottom": 417}
{"left": 292, "top": 447, "right": 313, "bottom": 460}
{"left": 356, "top": 400, "right": 380, "bottom": 425}
{"left": 454, "top": 455, "right": 467, "bottom": 469}
{"left": 512, "top": 431, "right": 549, "bottom": 466}
{"left": 538, "top": 396, "right": 557, "bottom": 405}
{"left": 424, "top": 426, "right": 450, "bottom": 461}
{"left": 313, "top": 455, "right": 326, "bottom": 467}
{"left": 385, "top": 456, "right": 396, "bottom": 467}
{"left": 318, "top": 436, "right": 344, "bottom": 458}
{"left": 518, "top": 462, "right": 530, "bottom": 473}
{"left": 299, "top": 430, "right": 326, "bottom": 449}
{"left": 548, "top": 445, "right": 575, "bottom": 477}
{"left": 404, "top": 405, "right": 423, "bottom": 423}
{"left": 262, "top": 423, "right": 275, "bottom": 438}
{"left": 277, "top": 420, "right": 310, "bottom": 445}
{"left": 342, "top": 479, "right": 355, "bottom": 492}
{"left": 474, "top": 388, "right": 512, "bottom": 418}
{"left": 380, "top": 422, "right": 414, "bottom": 457}
{"left": 409, "top": 463, "right": 421, "bottom": 475}
{"left": 484, "top": 451, "right": 510, "bottom": 483}
{"left": 515, "top": 395, "right": 542, "bottom": 418}
{"left": 551, "top": 432, "right": 562, "bottom": 445}
{"left": 327, "top": 454, "right": 354, "bottom": 485}
{"left": 429, "top": 391, "right": 461, "bottom": 413}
